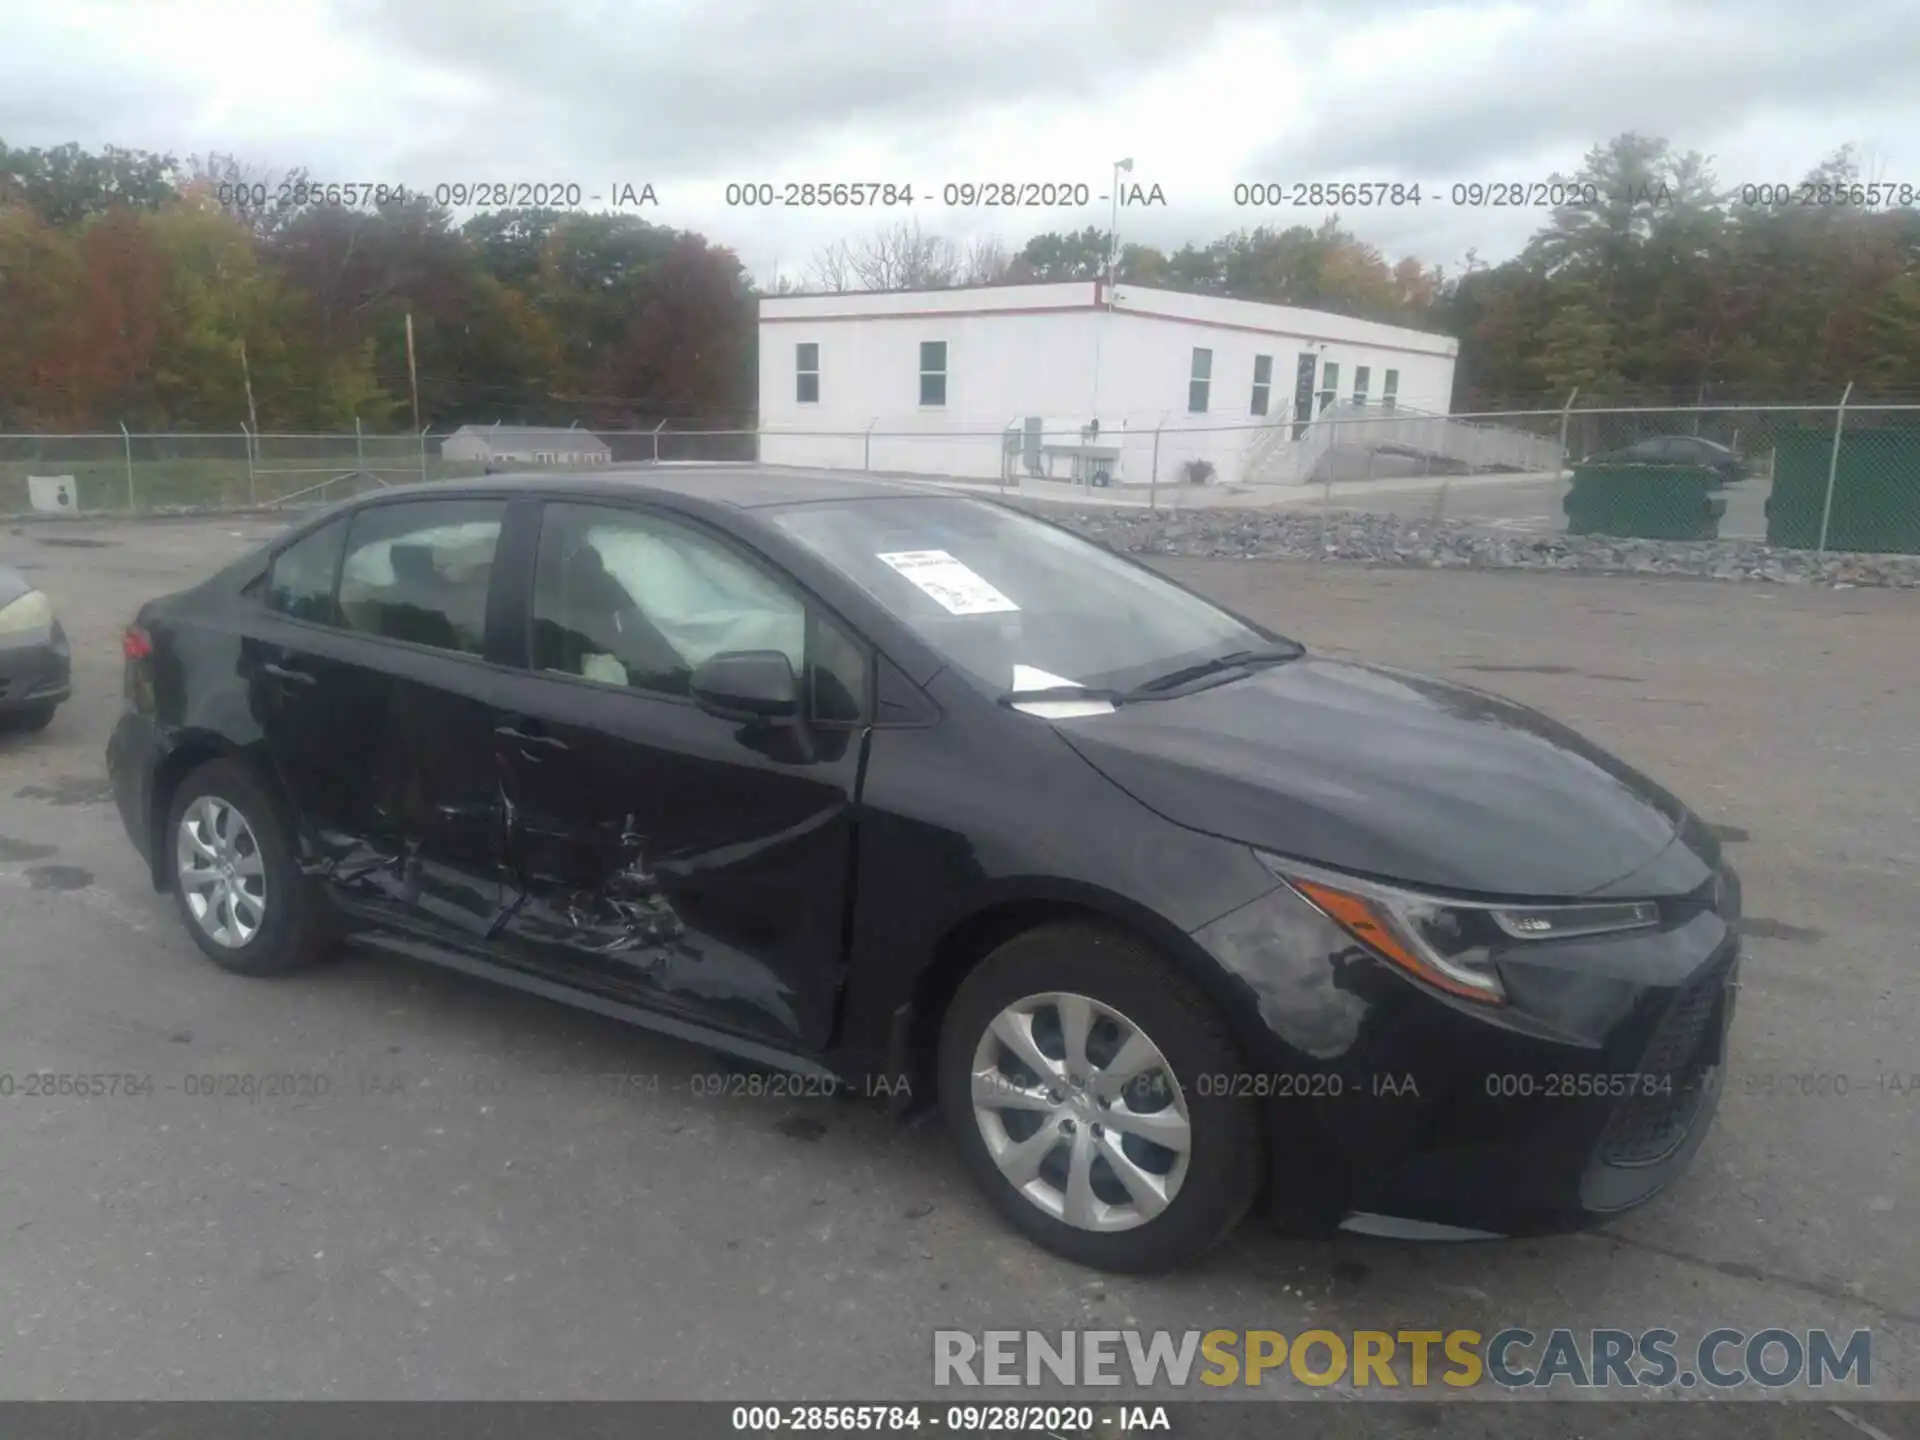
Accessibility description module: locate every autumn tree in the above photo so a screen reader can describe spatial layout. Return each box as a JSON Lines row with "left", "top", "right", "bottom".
{"left": 4, "top": 134, "right": 1918, "bottom": 430}
{"left": 0, "top": 203, "right": 86, "bottom": 426}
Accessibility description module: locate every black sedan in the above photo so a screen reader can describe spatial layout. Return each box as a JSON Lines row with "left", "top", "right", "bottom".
{"left": 106, "top": 470, "right": 1741, "bottom": 1272}
{"left": 1583, "top": 435, "right": 1750, "bottom": 482}
{"left": 0, "top": 563, "right": 72, "bottom": 732}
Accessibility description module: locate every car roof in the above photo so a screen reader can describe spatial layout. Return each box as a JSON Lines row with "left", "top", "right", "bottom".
{"left": 350, "top": 465, "right": 958, "bottom": 513}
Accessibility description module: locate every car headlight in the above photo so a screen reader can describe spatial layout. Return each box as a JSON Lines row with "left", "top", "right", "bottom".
{"left": 1257, "top": 852, "right": 1661, "bottom": 1005}
{"left": 0, "top": 589, "right": 54, "bottom": 636}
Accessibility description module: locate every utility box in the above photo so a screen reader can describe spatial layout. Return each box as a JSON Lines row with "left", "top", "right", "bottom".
{"left": 27, "top": 476, "right": 77, "bottom": 513}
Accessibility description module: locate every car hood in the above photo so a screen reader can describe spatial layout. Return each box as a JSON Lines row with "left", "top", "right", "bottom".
{"left": 0, "top": 565, "right": 31, "bottom": 609}
{"left": 0, "top": 566, "right": 57, "bottom": 651}
{"left": 1054, "top": 656, "right": 1702, "bottom": 899}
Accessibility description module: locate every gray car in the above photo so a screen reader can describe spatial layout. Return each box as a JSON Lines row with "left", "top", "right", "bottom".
{"left": 0, "top": 564, "right": 71, "bottom": 732}
{"left": 1584, "top": 435, "right": 1749, "bottom": 483}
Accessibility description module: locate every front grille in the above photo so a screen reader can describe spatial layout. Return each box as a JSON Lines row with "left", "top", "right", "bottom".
{"left": 1598, "top": 954, "right": 1732, "bottom": 1166}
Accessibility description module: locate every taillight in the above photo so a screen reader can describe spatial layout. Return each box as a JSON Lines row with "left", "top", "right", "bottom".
{"left": 123, "top": 626, "right": 155, "bottom": 711}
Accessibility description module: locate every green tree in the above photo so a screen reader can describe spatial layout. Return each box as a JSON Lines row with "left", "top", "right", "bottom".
{"left": 142, "top": 193, "right": 384, "bottom": 429}
{"left": 462, "top": 207, "right": 571, "bottom": 288}
{"left": 1012, "top": 227, "right": 1113, "bottom": 280}
{"left": 0, "top": 140, "right": 181, "bottom": 226}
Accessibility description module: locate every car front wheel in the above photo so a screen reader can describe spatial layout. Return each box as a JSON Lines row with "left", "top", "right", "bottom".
{"left": 938, "top": 921, "right": 1263, "bottom": 1272}
{"left": 167, "top": 758, "right": 332, "bottom": 976}
{"left": 0, "top": 704, "right": 56, "bottom": 734}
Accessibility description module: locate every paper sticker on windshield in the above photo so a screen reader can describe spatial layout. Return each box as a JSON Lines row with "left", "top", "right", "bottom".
{"left": 876, "top": 550, "right": 1019, "bottom": 615}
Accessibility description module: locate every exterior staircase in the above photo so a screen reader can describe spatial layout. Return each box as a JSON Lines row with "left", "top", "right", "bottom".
{"left": 1237, "top": 400, "right": 1566, "bottom": 485}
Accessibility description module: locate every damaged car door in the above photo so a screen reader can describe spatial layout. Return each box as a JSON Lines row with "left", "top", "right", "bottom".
{"left": 486, "top": 500, "right": 870, "bottom": 1051}
{"left": 251, "top": 497, "right": 517, "bottom": 938}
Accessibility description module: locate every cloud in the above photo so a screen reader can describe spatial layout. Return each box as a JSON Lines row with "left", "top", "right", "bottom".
{"left": 1, "top": 0, "right": 1913, "bottom": 277}
{"left": 334, "top": 0, "right": 1283, "bottom": 179}
{"left": 1247, "top": 0, "right": 1918, "bottom": 179}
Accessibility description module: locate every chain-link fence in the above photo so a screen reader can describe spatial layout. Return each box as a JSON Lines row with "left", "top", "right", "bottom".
{"left": 0, "top": 427, "right": 430, "bottom": 514}
{"left": 1228, "top": 400, "right": 1920, "bottom": 554}
{"left": 1553, "top": 403, "right": 1920, "bottom": 552}
{"left": 434, "top": 423, "right": 760, "bottom": 477}
{"left": 5, "top": 401, "right": 1919, "bottom": 554}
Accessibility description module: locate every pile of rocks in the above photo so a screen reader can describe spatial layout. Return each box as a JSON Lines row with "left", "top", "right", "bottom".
{"left": 1016, "top": 503, "right": 1920, "bottom": 589}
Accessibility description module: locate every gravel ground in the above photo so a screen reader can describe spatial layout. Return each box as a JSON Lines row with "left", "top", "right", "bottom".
{"left": 1017, "top": 503, "right": 1920, "bottom": 588}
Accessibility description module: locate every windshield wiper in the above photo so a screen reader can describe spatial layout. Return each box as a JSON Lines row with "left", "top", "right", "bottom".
{"left": 1126, "top": 642, "right": 1305, "bottom": 696}
{"left": 997, "top": 643, "right": 1304, "bottom": 710}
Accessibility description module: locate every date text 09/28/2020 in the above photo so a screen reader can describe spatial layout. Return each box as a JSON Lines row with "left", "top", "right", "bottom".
{"left": 729, "top": 1405, "right": 1162, "bottom": 1434}
{"left": 213, "top": 181, "right": 660, "bottom": 209}
{"left": 1229, "top": 180, "right": 1919, "bottom": 208}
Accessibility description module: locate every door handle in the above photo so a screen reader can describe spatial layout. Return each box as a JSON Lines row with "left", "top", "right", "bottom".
{"left": 495, "top": 724, "right": 569, "bottom": 753}
{"left": 262, "top": 661, "right": 316, "bottom": 687}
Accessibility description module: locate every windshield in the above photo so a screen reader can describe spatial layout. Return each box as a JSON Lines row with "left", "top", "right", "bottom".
{"left": 769, "top": 496, "right": 1279, "bottom": 695}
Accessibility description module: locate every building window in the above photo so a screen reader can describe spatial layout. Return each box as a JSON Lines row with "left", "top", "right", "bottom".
{"left": 919, "top": 341, "right": 947, "bottom": 406}
{"left": 1383, "top": 369, "right": 1400, "bottom": 411}
{"left": 1189, "top": 347, "right": 1212, "bottom": 413}
{"left": 1318, "top": 361, "right": 1339, "bottom": 416}
{"left": 1352, "top": 366, "right": 1370, "bottom": 406}
{"left": 1250, "top": 354, "right": 1272, "bottom": 416}
{"left": 796, "top": 342, "right": 820, "bottom": 404}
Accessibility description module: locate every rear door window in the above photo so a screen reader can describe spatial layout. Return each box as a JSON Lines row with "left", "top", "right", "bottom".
{"left": 337, "top": 499, "right": 507, "bottom": 657}
{"left": 264, "top": 518, "right": 348, "bottom": 625}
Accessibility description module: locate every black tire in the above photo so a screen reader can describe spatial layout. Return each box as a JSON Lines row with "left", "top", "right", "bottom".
{"left": 0, "top": 704, "right": 57, "bottom": 734}
{"left": 165, "top": 757, "right": 333, "bottom": 976}
{"left": 937, "top": 921, "right": 1263, "bottom": 1273}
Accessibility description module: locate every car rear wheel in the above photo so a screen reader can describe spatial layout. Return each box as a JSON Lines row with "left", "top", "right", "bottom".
{"left": 938, "top": 921, "right": 1263, "bottom": 1272}
{"left": 167, "top": 758, "right": 332, "bottom": 976}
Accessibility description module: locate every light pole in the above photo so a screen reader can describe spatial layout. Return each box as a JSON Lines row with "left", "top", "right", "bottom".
{"left": 1090, "top": 157, "right": 1134, "bottom": 432}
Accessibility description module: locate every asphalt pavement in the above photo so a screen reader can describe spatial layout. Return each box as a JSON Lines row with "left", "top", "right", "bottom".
{"left": 0, "top": 513, "right": 1913, "bottom": 1425}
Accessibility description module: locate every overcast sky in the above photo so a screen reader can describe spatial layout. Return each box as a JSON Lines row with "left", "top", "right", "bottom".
{"left": 4, "top": 0, "right": 1915, "bottom": 283}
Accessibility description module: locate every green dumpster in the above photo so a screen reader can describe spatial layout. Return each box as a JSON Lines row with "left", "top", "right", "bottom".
{"left": 1564, "top": 464, "right": 1725, "bottom": 540}
{"left": 1763, "top": 426, "right": 1920, "bottom": 554}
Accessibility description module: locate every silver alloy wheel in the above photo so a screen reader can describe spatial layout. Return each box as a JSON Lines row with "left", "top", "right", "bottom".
{"left": 176, "top": 794, "right": 268, "bottom": 948}
{"left": 970, "top": 990, "right": 1192, "bottom": 1232}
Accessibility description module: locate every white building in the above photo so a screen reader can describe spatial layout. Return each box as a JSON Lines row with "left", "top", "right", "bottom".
{"left": 441, "top": 425, "right": 613, "bottom": 468}
{"left": 756, "top": 281, "right": 1461, "bottom": 487}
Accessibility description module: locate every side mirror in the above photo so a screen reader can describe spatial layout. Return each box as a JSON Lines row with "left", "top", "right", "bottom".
{"left": 689, "top": 649, "right": 801, "bottom": 723}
